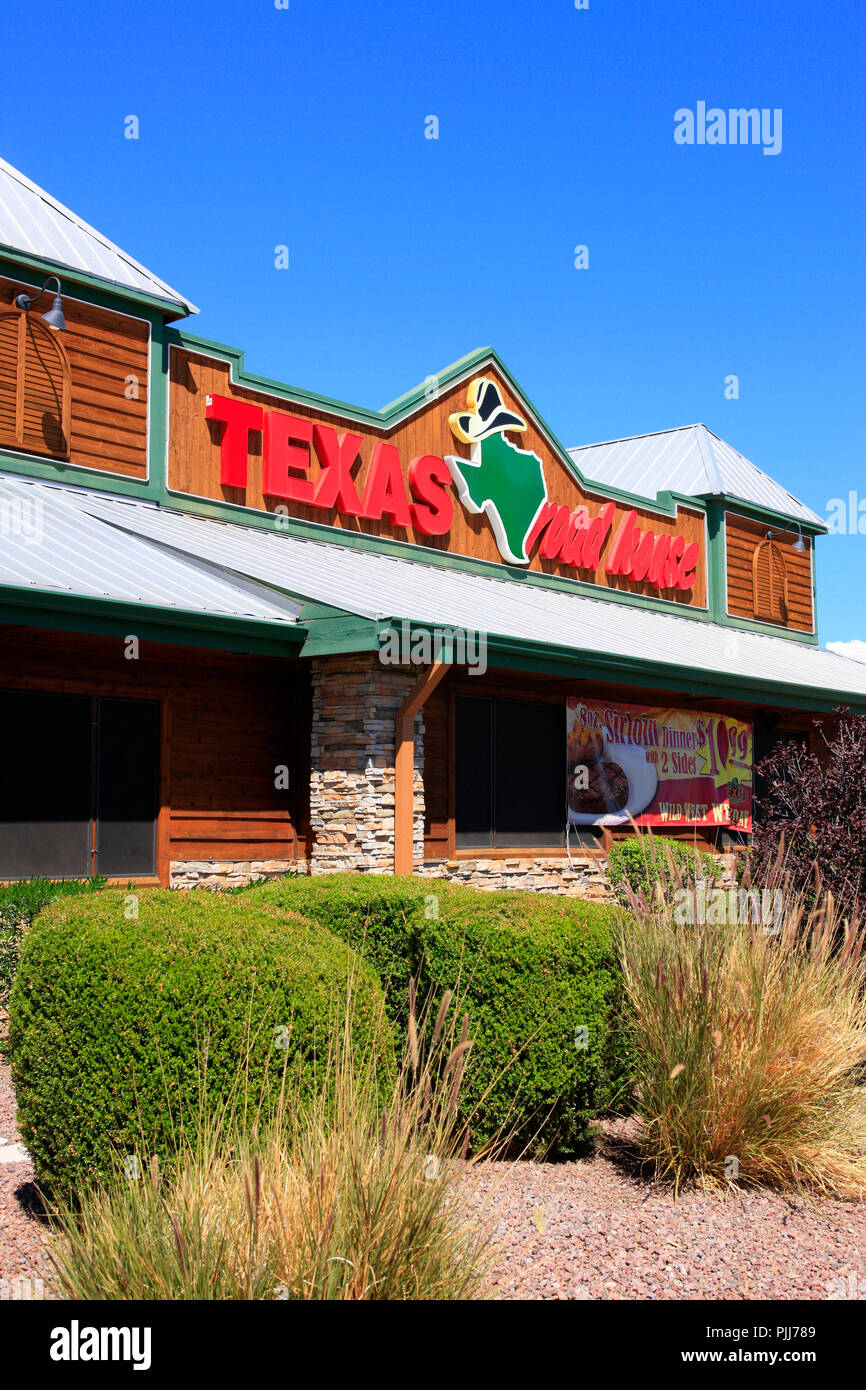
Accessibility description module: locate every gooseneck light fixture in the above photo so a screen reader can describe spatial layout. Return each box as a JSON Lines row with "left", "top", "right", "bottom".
{"left": 14, "top": 275, "right": 66, "bottom": 331}
{"left": 765, "top": 521, "right": 808, "bottom": 553}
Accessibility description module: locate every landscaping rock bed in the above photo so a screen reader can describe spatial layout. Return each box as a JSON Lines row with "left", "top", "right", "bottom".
{"left": 472, "top": 1123, "right": 866, "bottom": 1300}
{"left": 1, "top": 1056, "right": 863, "bottom": 1302}
{"left": 0, "top": 1052, "right": 53, "bottom": 1300}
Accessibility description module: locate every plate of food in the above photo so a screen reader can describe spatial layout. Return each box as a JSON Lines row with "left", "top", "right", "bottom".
{"left": 567, "top": 738, "right": 658, "bottom": 826}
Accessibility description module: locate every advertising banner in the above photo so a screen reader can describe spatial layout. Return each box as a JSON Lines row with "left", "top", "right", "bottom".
{"left": 566, "top": 697, "right": 752, "bottom": 830}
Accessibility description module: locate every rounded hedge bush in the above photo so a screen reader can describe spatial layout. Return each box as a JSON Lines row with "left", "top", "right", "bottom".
{"left": 8, "top": 889, "right": 392, "bottom": 1192}
{"left": 0, "top": 876, "right": 107, "bottom": 1010}
{"left": 251, "top": 874, "right": 627, "bottom": 1156}
{"left": 418, "top": 886, "right": 626, "bottom": 1156}
{"left": 605, "top": 835, "right": 722, "bottom": 907}
{"left": 247, "top": 873, "right": 427, "bottom": 1023}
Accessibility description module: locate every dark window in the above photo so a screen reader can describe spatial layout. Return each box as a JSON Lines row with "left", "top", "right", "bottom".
{"left": 454, "top": 695, "right": 492, "bottom": 848}
{"left": 753, "top": 724, "right": 808, "bottom": 825}
{"left": 96, "top": 699, "right": 160, "bottom": 877}
{"left": 455, "top": 695, "right": 566, "bottom": 849}
{"left": 0, "top": 691, "right": 92, "bottom": 878}
{"left": 0, "top": 690, "right": 160, "bottom": 880}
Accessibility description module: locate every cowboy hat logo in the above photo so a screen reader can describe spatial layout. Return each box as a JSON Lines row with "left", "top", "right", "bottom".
{"left": 446, "top": 377, "right": 548, "bottom": 565}
{"left": 449, "top": 377, "right": 528, "bottom": 445}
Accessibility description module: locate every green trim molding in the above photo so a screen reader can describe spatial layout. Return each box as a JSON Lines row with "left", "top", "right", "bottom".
{"left": 2, "top": 582, "right": 858, "bottom": 714}
{"left": 0, "top": 251, "right": 191, "bottom": 321}
{"left": 479, "top": 635, "right": 863, "bottom": 713}
{"left": 294, "top": 616, "right": 864, "bottom": 714}
{"left": 0, "top": 585, "right": 305, "bottom": 658}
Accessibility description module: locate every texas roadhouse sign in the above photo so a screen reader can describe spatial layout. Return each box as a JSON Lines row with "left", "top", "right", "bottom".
{"left": 205, "top": 376, "right": 700, "bottom": 595}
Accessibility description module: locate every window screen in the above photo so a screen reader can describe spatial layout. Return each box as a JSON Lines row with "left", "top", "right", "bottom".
{"left": 96, "top": 698, "right": 160, "bottom": 876}
{"left": 0, "top": 689, "right": 160, "bottom": 880}
{"left": 455, "top": 695, "right": 566, "bottom": 849}
{"left": 0, "top": 690, "right": 92, "bottom": 878}
{"left": 454, "top": 695, "right": 493, "bottom": 847}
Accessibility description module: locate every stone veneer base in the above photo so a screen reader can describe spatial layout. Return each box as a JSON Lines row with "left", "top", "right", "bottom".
{"left": 169, "top": 859, "right": 303, "bottom": 889}
{"left": 170, "top": 853, "right": 734, "bottom": 898}
{"left": 418, "top": 857, "right": 614, "bottom": 898}
{"left": 169, "top": 855, "right": 616, "bottom": 898}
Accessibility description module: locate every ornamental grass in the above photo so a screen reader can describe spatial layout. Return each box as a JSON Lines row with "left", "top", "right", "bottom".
{"left": 47, "top": 983, "right": 496, "bottom": 1301}
{"left": 616, "top": 837, "right": 866, "bottom": 1197}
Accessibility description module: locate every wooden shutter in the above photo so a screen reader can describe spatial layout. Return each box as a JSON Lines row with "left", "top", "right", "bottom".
{"left": 0, "top": 312, "right": 18, "bottom": 443}
{"left": 0, "top": 307, "right": 70, "bottom": 458}
{"left": 752, "top": 538, "right": 789, "bottom": 624}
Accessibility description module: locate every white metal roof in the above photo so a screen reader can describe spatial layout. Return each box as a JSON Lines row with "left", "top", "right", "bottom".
{"left": 568, "top": 423, "right": 824, "bottom": 529}
{"left": 0, "top": 475, "right": 300, "bottom": 626}
{"left": 24, "top": 477, "right": 865, "bottom": 704}
{"left": 0, "top": 156, "right": 197, "bottom": 315}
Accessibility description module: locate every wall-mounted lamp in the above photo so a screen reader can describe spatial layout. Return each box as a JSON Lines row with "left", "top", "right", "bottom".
{"left": 765, "top": 522, "right": 808, "bottom": 553}
{"left": 14, "top": 275, "right": 66, "bottom": 331}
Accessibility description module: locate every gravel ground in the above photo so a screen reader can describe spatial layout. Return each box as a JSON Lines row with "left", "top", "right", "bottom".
{"left": 472, "top": 1125, "right": 866, "bottom": 1300}
{"left": 0, "top": 1045, "right": 54, "bottom": 1300}
{"left": 1, "top": 1049, "right": 863, "bottom": 1302}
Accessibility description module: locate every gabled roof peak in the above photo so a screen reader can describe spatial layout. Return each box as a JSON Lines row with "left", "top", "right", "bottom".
{"left": 568, "top": 421, "right": 823, "bottom": 529}
{"left": 0, "top": 155, "right": 197, "bottom": 316}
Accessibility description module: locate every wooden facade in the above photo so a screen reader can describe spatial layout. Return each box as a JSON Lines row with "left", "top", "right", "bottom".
{"left": 0, "top": 227, "right": 839, "bottom": 878}
{"left": 0, "top": 275, "right": 149, "bottom": 478}
{"left": 0, "top": 625, "right": 308, "bottom": 883}
{"left": 167, "top": 347, "right": 708, "bottom": 607}
{"left": 725, "top": 511, "right": 814, "bottom": 632}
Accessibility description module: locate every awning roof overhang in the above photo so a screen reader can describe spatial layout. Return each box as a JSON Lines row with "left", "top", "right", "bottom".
{"left": 3, "top": 475, "right": 866, "bottom": 712}
{"left": 0, "top": 475, "right": 304, "bottom": 655}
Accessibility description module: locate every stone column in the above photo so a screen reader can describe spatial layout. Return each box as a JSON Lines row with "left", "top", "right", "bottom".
{"left": 308, "top": 653, "right": 425, "bottom": 874}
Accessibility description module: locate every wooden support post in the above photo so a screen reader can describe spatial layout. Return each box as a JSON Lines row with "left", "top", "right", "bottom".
{"left": 394, "top": 661, "right": 450, "bottom": 875}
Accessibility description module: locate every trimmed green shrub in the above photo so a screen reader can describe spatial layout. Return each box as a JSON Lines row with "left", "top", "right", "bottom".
{"left": 419, "top": 887, "right": 625, "bottom": 1155}
{"left": 253, "top": 874, "right": 626, "bottom": 1155}
{"left": 0, "top": 877, "right": 107, "bottom": 1014}
{"left": 605, "top": 835, "right": 722, "bottom": 908}
{"left": 246, "top": 874, "right": 429, "bottom": 1023}
{"left": 8, "top": 889, "right": 392, "bottom": 1193}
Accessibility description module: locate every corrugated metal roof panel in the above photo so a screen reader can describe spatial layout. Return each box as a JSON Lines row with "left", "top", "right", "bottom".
{"left": 0, "top": 157, "right": 197, "bottom": 314}
{"left": 0, "top": 475, "right": 300, "bottom": 624}
{"left": 567, "top": 424, "right": 824, "bottom": 528}
{"left": 62, "top": 483, "right": 866, "bottom": 702}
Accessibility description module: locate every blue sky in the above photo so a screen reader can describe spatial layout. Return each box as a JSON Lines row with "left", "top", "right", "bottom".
{"left": 1, "top": 0, "right": 864, "bottom": 646}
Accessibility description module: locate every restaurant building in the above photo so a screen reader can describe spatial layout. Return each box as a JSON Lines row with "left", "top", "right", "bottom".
{"left": 1, "top": 156, "right": 865, "bottom": 896}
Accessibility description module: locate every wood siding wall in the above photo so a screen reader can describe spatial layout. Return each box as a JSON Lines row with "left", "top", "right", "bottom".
{"left": 168, "top": 348, "right": 708, "bottom": 607}
{"left": 0, "top": 276, "right": 149, "bottom": 478}
{"left": 725, "top": 511, "right": 814, "bottom": 632}
{"left": 0, "top": 626, "right": 307, "bottom": 880}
